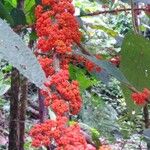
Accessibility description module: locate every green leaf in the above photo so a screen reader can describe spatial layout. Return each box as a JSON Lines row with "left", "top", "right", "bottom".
{"left": 2, "top": 0, "right": 17, "bottom": 12}
{"left": 69, "top": 64, "right": 97, "bottom": 91}
{"left": 4, "top": 0, "right": 17, "bottom": 7}
{"left": 91, "top": 94, "right": 104, "bottom": 107}
{"left": 2, "top": 64, "right": 12, "bottom": 73}
{"left": 29, "top": 30, "right": 38, "bottom": 41}
{"left": 0, "top": 1, "right": 14, "bottom": 26}
{"left": 120, "top": 31, "right": 150, "bottom": 112}
{"left": 24, "top": 0, "right": 36, "bottom": 24}
{"left": 91, "top": 128, "right": 101, "bottom": 148}
{"left": 79, "top": 123, "right": 101, "bottom": 148}
{"left": 10, "top": 8, "right": 26, "bottom": 26}
{"left": 91, "top": 25, "right": 118, "bottom": 37}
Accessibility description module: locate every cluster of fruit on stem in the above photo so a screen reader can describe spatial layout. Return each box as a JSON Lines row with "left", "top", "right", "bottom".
{"left": 29, "top": 0, "right": 110, "bottom": 149}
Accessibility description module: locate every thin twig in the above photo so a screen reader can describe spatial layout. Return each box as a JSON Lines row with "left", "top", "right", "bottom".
{"left": 79, "top": 8, "right": 148, "bottom": 17}
{"left": 130, "top": 0, "right": 139, "bottom": 33}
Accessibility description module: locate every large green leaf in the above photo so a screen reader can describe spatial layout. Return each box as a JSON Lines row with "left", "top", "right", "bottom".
{"left": 120, "top": 31, "right": 150, "bottom": 112}
{"left": 121, "top": 32, "right": 150, "bottom": 89}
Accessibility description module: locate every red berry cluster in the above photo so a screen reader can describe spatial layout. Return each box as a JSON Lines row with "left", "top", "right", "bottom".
{"left": 109, "top": 56, "right": 120, "bottom": 67}
{"left": 38, "top": 56, "right": 54, "bottom": 77}
{"left": 72, "top": 55, "right": 102, "bottom": 72}
{"left": 35, "top": 0, "right": 81, "bottom": 54}
{"left": 30, "top": 0, "right": 95, "bottom": 149}
{"left": 30, "top": 117, "right": 93, "bottom": 149}
{"left": 131, "top": 88, "right": 150, "bottom": 105}
{"left": 43, "top": 69, "right": 82, "bottom": 115}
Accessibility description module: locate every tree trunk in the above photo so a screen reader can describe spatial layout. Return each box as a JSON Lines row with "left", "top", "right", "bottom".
{"left": 19, "top": 77, "right": 28, "bottom": 150}
{"left": 8, "top": 68, "right": 20, "bottom": 150}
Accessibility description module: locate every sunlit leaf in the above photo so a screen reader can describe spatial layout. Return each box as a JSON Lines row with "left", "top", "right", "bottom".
{"left": 69, "top": 64, "right": 97, "bottom": 91}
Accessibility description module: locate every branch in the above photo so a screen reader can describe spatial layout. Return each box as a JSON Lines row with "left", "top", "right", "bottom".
{"left": 79, "top": 8, "right": 148, "bottom": 17}
{"left": 13, "top": 24, "right": 34, "bottom": 32}
{"left": 143, "top": 104, "right": 150, "bottom": 128}
{"left": 130, "top": 0, "right": 139, "bottom": 33}
{"left": 17, "top": 0, "right": 24, "bottom": 9}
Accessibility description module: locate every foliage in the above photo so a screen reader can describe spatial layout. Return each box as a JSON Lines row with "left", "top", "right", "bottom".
{"left": 69, "top": 64, "right": 98, "bottom": 91}
{"left": 0, "top": 18, "right": 46, "bottom": 88}
{"left": 0, "top": 0, "right": 150, "bottom": 149}
{"left": 120, "top": 31, "right": 150, "bottom": 112}
{"left": 0, "top": 72, "right": 10, "bottom": 96}
{"left": 81, "top": 90, "right": 120, "bottom": 141}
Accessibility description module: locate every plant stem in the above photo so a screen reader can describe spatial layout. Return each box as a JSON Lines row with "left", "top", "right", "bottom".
{"left": 79, "top": 8, "right": 148, "bottom": 17}
{"left": 38, "top": 90, "right": 45, "bottom": 123}
{"left": 8, "top": 68, "right": 20, "bottom": 150}
{"left": 143, "top": 104, "right": 150, "bottom": 128}
{"left": 19, "top": 77, "right": 28, "bottom": 150}
{"left": 130, "top": 0, "right": 139, "bottom": 33}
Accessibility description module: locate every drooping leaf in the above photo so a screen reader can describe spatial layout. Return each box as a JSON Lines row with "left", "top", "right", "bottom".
{"left": 74, "top": 51, "right": 130, "bottom": 85}
{"left": 92, "top": 69, "right": 110, "bottom": 84}
{"left": 120, "top": 31, "right": 150, "bottom": 112}
{"left": 0, "top": 18, "right": 46, "bottom": 88}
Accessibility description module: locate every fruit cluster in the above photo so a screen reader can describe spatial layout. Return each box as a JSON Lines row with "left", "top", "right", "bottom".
{"left": 30, "top": 117, "right": 90, "bottom": 149}
{"left": 30, "top": 0, "right": 96, "bottom": 149}
{"left": 131, "top": 88, "right": 150, "bottom": 105}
